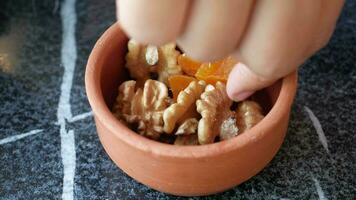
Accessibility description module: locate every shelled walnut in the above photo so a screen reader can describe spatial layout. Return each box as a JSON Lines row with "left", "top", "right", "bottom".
{"left": 114, "top": 41, "right": 265, "bottom": 145}
{"left": 196, "top": 82, "right": 238, "bottom": 144}
{"left": 113, "top": 79, "right": 169, "bottom": 139}
{"left": 125, "top": 40, "right": 181, "bottom": 86}
{"left": 175, "top": 118, "right": 198, "bottom": 135}
{"left": 236, "top": 101, "right": 264, "bottom": 133}
{"left": 163, "top": 81, "right": 206, "bottom": 134}
{"left": 156, "top": 43, "right": 182, "bottom": 84}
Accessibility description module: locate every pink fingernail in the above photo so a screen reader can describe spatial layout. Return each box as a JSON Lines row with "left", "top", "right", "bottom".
{"left": 233, "top": 91, "right": 254, "bottom": 102}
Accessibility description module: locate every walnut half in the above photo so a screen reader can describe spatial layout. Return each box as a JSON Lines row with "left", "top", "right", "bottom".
{"left": 196, "top": 82, "right": 238, "bottom": 144}
{"left": 175, "top": 118, "right": 198, "bottom": 135}
{"left": 125, "top": 40, "right": 181, "bottom": 86}
{"left": 236, "top": 101, "right": 264, "bottom": 133}
{"left": 113, "top": 79, "right": 169, "bottom": 139}
{"left": 163, "top": 81, "right": 206, "bottom": 134}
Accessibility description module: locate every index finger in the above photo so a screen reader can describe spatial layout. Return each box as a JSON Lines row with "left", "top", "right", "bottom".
{"left": 117, "top": 0, "right": 189, "bottom": 45}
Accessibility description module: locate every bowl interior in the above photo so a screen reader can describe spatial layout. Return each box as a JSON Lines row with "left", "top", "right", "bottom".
{"left": 86, "top": 24, "right": 292, "bottom": 158}
{"left": 100, "top": 36, "right": 129, "bottom": 108}
{"left": 98, "top": 40, "right": 282, "bottom": 118}
{"left": 85, "top": 25, "right": 298, "bottom": 196}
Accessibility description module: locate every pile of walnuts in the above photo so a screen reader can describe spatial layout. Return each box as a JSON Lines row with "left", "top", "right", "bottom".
{"left": 112, "top": 40, "right": 264, "bottom": 145}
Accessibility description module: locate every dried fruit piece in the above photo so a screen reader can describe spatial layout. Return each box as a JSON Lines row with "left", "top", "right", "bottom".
{"left": 163, "top": 81, "right": 206, "bottom": 134}
{"left": 196, "top": 82, "right": 238, "bottom": 144}
{"left": 195, "top": 56, "right": 237, "bottom": 84}
{"left": 174, "top": 134, "right": 199, "bottom": 146}
{"left": 113, "top": 79, "right": 169, "bottom": 139}
{"left": 236, "top": 101, "right": 264, "bottom": 133}
{"left": 168, "top": 75, "right": 196, "bottom": 101}
{"left": 175, "top": 118, "right": 198, "bottom": 135}
{"left": 178, "top": 54, "right": 202, "bottom": 76}
{"left": 125, "top": 40, "right": 181, "bottom": 86}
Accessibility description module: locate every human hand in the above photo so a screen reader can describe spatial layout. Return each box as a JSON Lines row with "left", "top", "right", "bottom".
{"left": 117, "top": 0, "right": 344, "bottom": 101}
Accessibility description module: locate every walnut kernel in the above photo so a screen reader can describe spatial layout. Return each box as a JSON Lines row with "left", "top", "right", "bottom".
{"left": 175, "top": 118, "right": 198, "bottom": 135}
{"left": 125, "top": 40, "right": 181, "bottom": 86}
{"left": 236, "top": 101, "right": 264, "bottom": 133}
{"left": 196, "top": 82, "right": 238, "bottom": 144}
{"left": 163, "top": 81, "right": 206, "bottom": 133}
{"left": 113, "top": 79, "right": 169, "bottom": 139}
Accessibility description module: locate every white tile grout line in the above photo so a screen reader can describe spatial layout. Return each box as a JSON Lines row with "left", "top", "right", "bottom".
{"left": 0, "top": 109, "right": 92, "bottom": 146}
{"left": 304, "top": 106, "right": 330, "bottom": 154}
{"left": 0, "top": 129, "right": 43, "bottom": 145}
{"left": 68, "top": 111, "right": 93, "bottom": 123}
{"left": 58, "top": 0, "right": 77, "bottom": 199}
{"left": 312, "top": 176, "right": 328, "bottom": 200}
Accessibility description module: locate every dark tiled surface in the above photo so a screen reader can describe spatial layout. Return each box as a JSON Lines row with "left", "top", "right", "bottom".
{"left": 0, "top": 127, "right": 62, "bottom": 199}
{"left": 0, "top": 0, "right": 355, "bottom": 199}
{"left": 0, "top": 0, "right": 62, "bottom": 139}
{"left": 71, "top": 0, "right": 116, "bottom": 116}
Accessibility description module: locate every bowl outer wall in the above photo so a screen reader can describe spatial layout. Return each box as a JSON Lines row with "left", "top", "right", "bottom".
{"left": 85, "top": 23, "right": 298, "bottom": 196}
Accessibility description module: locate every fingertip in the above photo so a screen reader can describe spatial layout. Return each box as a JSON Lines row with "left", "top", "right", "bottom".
{"left": 118, "top": 0, "right": 189, "bottom": 46}
{"left": 228, "top": 90, "right": 254, "bottom": 102}
{"left": 227, "top": 62, "right": 275, "bottom": 101}
{"left": 226, "top": 63, "right": 255, "bottom": 101}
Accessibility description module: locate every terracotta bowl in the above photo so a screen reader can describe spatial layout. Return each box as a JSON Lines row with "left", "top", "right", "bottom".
{"left": 85, "top": 23, "right": 298, "bottom": 196}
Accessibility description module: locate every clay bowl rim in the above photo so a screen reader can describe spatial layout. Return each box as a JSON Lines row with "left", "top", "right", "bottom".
{"left": 85, "top": 23, "right": 298, "bottom": 159}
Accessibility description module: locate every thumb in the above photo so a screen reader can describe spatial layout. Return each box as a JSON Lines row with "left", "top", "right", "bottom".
{"left": 226, "top": 62, "right": 276, "bottom": 101}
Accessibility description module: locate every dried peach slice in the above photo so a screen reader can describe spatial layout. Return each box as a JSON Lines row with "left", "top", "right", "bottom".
{"left": 177, "top": 54, "right": 202, "bottom": 76}
{"left": 195, "top": 56, "right": 237, "bottom": 84}
{"left": 168, "top": 75, "right": 197, "bottom": 101}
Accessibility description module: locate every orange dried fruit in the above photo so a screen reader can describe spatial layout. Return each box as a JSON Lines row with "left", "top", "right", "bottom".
{"left": 178, "top": 54, "right": 202, "bottom": 76}
{"left": 195, "top": 56, "right": 237, "bottom": 84}
{"left": 168, "top": 75, "right": 196, "bottom": 101}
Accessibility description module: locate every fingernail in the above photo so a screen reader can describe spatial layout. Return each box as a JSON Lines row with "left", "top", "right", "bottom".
{"left": 233, "top": 91, "right": 254, "bottom": 102}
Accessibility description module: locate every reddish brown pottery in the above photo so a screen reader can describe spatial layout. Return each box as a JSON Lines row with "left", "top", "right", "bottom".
{"left": 85, "top": 23, "right": 298, "bottom": 196}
